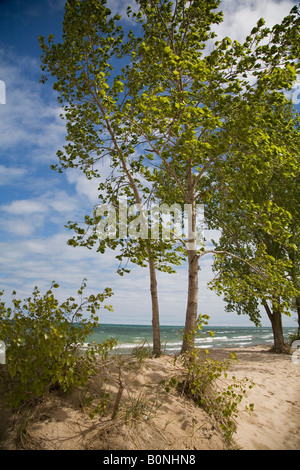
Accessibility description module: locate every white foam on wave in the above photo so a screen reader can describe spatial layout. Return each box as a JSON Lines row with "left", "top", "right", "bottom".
{"left": 232, "top": 335, "right": 253, "bottom": 340}
{"left": 195, "top": 337, "right": 214, "bottom": 344}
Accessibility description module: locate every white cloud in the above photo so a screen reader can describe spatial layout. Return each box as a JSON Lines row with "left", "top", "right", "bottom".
{"left": 204, "top": 229, "right": 221, "bottom": 246}
{"left": 0, "top": 186, "right": 88, "bottom": 240}
{"left": 0, "top": 49, "right": 66, "bottom": 166}
{"left": 47, "top": 189, "right": 79, "bottom": 214}
{"left": 66, "top": 171, "right": 101, "bottom": 204}
{"left": 0, "top": 165, "right": 27, "bottom": 186}
{"left": 2, "top": 199, "right": 45, "bottom": 215}
{"left": 214, "top": 0, "right": 295, "bottom": 42}
{"left": 107, "top": 0, "right": 139, "bottom": 21}
{"left": 4, "top": 216, "right": 44, "bottom": 237}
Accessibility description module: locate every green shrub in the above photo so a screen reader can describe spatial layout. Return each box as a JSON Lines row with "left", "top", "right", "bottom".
{"left": 0, "top": 279, "right": 116, "bottom": 407}
{"left": 177, "top": 348, "right": 254, "bottom": 444}
{"left": 162, "top": 315, "right": 255, "bottom": 445}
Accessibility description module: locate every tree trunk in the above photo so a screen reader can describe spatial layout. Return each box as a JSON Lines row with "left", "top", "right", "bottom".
{"left": 263, "top": 301, "right": 285, "bottom": 353}
{"left": 148, "top": 249, "right": 161, "bottom": 357}
{"left": 117, "top": 153, "right": 161, "bottom": 357}
{"left": 181, "top": 167, "right": 199, "bottom": 354}
{"left": 296, "top": 296, "right": 300, "bottom": 338}
{"left": 181, "top": 248, "right": 199, "bottom": 354}
{"left": 270, "top": 309, "right": 286, "bottom": 353}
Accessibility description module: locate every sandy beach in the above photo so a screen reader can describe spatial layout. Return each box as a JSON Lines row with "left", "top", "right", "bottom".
{"left": 210, "top": 345, "right": 300, "bottom": 450}
{"left": 0, "top": 344, "right": 299, "bottom": 451}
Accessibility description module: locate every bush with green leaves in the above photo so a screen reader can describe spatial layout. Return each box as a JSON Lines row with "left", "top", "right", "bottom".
{"left": 0, "top": 280, "right": 116, "bottom": 407}
{"left": 162, "top": 315, "right": 255, "bottom": 445}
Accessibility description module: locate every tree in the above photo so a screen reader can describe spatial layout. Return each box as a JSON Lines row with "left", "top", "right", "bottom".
{"left": 40, "top": 0, "right": 300, "bottom": 353}
{"left": 205, "top": 101, "right": 300, "bottom": 352}
{"left": 122, "top": 0, "right": 300, "bottom": 352}
{"left": 39, "top": 0, "right": 184, "bottom": 357}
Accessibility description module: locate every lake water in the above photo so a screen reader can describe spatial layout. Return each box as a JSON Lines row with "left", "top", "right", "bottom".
{"left": 86, "top": 324, "right": 297, "bottom": 354}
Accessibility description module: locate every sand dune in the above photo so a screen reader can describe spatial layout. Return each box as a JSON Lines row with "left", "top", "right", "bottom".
{"left": 1, "top": 345, "right": 299, "bottom": 451}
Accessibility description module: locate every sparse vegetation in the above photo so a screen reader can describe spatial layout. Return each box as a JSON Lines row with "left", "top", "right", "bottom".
{"left": 0, "top": 281, "right": 115, "bottom": 408}
{"left": 162, "top": 316, "right": 255, "bottom": 444}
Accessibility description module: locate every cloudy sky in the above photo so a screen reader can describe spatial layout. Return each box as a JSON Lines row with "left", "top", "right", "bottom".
{"left": 0, "top": 0, "right": 298, "bottom": 327}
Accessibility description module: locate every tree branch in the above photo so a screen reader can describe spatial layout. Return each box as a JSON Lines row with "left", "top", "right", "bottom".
{"left": 200, "top": 249, "right": 268, "bottom": 278}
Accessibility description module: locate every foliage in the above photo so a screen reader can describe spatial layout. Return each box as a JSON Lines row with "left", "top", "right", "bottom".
{"left": 39, "top": 0, "right": 184, "bottom": 275}
{"left": 38, "top": 0, "right": 187, "bottom": 357}
{"left": 205, "top": 100, "right": 300, "bottom": 349}
{"left": 39, "top": 0, "right": 300, "bottom": 352}
{"left": 0, "top": 280, "right": 116, "bottom": 408}
{"left": 162, "top": 316, "right": 255, "bottom": 444}
{"left": 125, "top": 0, "right": 300, "bottom": 351}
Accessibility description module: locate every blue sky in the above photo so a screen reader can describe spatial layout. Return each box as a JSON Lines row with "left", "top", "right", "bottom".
{"left": 0, "top": 0, "right": 298, "bottom": 327}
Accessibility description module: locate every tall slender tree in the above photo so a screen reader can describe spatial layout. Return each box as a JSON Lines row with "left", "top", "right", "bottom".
{"left": 39, "top": 0, "right": 173, "bottom": 356}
